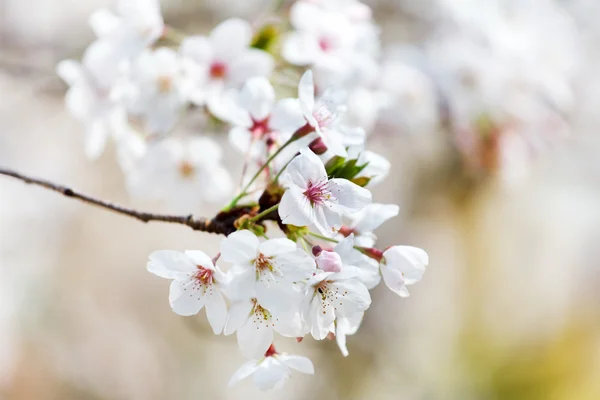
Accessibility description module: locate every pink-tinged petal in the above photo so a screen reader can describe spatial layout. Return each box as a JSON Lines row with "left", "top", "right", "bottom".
{"left": 279, "top": 186, "right": 314, "bottom": 228}
{"left": 169, "top": 279, "right": 205, "bottom": 316}
{"left": 282, "top": 32, "right": 319, "bottom": 65}
{"left": 316, "top": 251, "right": 343, "bottom": 273}
{"left": 237, "top": 317, "right": 273, "bottom": 359}
{"left": 205, "top": 290, "right": 227, "bottom": 334}
{"left": 183, "top": 250, "right": 214, "bottom": 270}
{"left": 210, "top": 18, "right": 252, "bottom": 59}
{"left": 328, "top": 178, "right": 372, "bottom": 212}
{"left": 298, "top": 71, "right": 316, "bottom": 124}
{"left": 147, "top": 250, "right": 197, "bottom": 279}
{"left": 258, "top": 239, "right": 297, "bottom": 257}
{"left": 220, "top": 230, "right": 260, "bottom": 264}
{"left": 269, "top": 98, "right": 306, "bottom": 134}
{"left": 352, "top": 203, "right": 399, "bottom": 232}
{"left": 383, "top": 246, "right": 428, "bottom": 285}
{"left": 224, "top": 300, "right": 253, "bottom": 335}
{"left": 229, "top": 49, "right": 274, "bottom": 87}
{"left": 278, "top": 354, "right": 314, "bottom": 374}
{"left": 252, "top": 359, "right": 290, "bottom": 391}
{"left": 228, "top": 360, "right": 259, "bottom": 387}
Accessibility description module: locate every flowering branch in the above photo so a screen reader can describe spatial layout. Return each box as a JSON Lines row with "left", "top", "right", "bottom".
{"left": 0, "top": 167, "right": 235, "bottom": 235}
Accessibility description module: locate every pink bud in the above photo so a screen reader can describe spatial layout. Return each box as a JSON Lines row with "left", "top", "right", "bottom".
{"left": 316, "top": 250, "right": 343, "bottom": 273}
{"left": 308, "top": 137, "right": 328, "bottom": 155}
{"left": 312, "top": 245, "right": 323, "bottom": 257}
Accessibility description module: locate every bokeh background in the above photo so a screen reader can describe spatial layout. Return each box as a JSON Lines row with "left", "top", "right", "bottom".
{"left": 3, "top": 0, "right": 600, "bottom": 399}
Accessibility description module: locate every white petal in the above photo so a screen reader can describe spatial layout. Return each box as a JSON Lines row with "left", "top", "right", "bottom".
{"left": 272, "top": 250, "right": 316, "bottom": 281}
{"left": 238, "top": 76, "right": 275, "bottom": 121}
{"left": 229, "top": 126, "right": 254, "bottom": 155}
{"left": 310, "top": 297, "right": 335, "bottom": 340}
{"left": 298, "top": 70, "right": 315, "bottom": 123}
{"left": 220, "top": 230, "right": 260, "bottom": 264}
{"left": 383, "top": 246, "right": 428, "bottom": 285}
{"left": 352, "top": 203, "right": 399, "bottom": 233}
{"left": 279, "top": 186, "right": 314, "bottom": 228}
{"left": 269, "top": 98, "right": 306, "bottom": 134}
{"left": 169, "top": 279, "right": 205, "bottom": 316}
{"left": 228, "top": 360, "right": 259, "bottom": 387}
{"left": 289, "top": 2, "right": 322, "bottom": 31}
{"left": 183, "top": 250, "right": 214, "bottom": 269}
{"left": 237, "top": 317, "right": 273, "bottom": 359}
{"left": 180, "top": 35, "right": 213, "bottom": 64}
{"left": 280, "top": 148, "right": 327, "bottom": 189}
{"left": 329, "top": 178, "right": 372, "bottom": 213}
{"left": 210, "top": 18, "right": 252, "bottom": 60}
{"left": 282, "top": 32, "right": 319, "bottom": 65}
{"left": 258, "top": 239, "right": 297, "bottom": 257}
{"left": 56, "top": 60, "right": 84, "bottom": 86}
{"left": 380, "top": 260, "right": 409, "bottom": 297}
{"left": 148, "top": 250, "right": 197, "bottom": 279}
{"left": 278, "top": 354, "right": 314, "bottom": 374}
{"left": 225, "top": 267, "right": 256, "bottom": 302}
{"left": 225, "top": 300, "right": 254, "bottom": 335}
{"left": 252, "top": 359, "right": 290, "bottom": 391}
{"left": 89, "top": 8, "right": 120, "bottom": 38}
{"left": 84, "top": 120, "right": 108, "bottom": 160}
{"left": 334, "top": 279, "right": 371, "bottom": 315}
{"left": 229, "top": 49, "right": 275, "bottom": 87}
{"left": 205, "top": 290, "right": 227, "bottom": 334}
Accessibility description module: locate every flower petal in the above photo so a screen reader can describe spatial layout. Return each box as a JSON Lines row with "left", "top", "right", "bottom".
{"left": 224, "top": 300, "right": 254, "bottom": 335}
{"left": 148, "top": 250, "right": 197, "bottom": 279}
{"left": 279, "top": 186, "right": 314, "bottom": 228}
{"left": 252, "top": 359, "right": 290, "bottom": 391}
{"left": 269, "top": 98, "right": 306, "bottom": 134}
{"left": 298, "top": 70, "right": 316, "bottom": 124}
{"left": 278, "top": 354, "right": 314, "bottom": 374}
{"left": 352, "top": 203, "right": 399, "bottom": 233}
{"left": 205, "top": 289, "right": 227, "bottom": 334}
{"left": 183, "top": 250, "right": 214, "bottom": 270}
{"left": 237, "top": 76, "right": 275, "bottom": 121}
{"left": 329, "top": 178, "right": 372, "bottom": 213}
{"left": 220, "top": 230, "right": 260, "bottom": 264}
{"left": 258, "top": 238, "right": 297, "bottom": 257}
{"left": 169, "top": 279, "right": 205, "bottom": 316}
{"left": 237, "top": 316, "right": 273, "bottom": 359}
{"left": 383, "top": 246, "right": 428, "bottom": 285}
{"left": 228, "top": 360, "right": 259, "bottom": 387}
{"left": 210, "top": 18, "right": 252, "bottom": 59}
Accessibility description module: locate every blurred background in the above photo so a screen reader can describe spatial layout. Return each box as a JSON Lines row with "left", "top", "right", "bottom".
{"left": 3, "top": 0, "right": 600, "bottom": 399}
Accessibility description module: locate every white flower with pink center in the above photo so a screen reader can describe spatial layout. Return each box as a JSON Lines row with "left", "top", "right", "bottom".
{"left": 147, "top": 250, "right": 228, "bottom": 334}
{"left": 298, "top": 71, "right": 365, "bottom": 156}
{"left": 180, "top": 19, "right": 274, "bottom": 111}
{"left": 301, "top": 266, "right": 371, "bottom": 340}
{"left": 213, "top": 77, "right": 306, "bottom": 162}
{"left": 341, "top": 203, "right": 400, "bottom": 247}
{"left": 380, "top": 246, "right": 428, "bottom": 298}
{"left": 229, "top": 344, "right": 314, "bottom": 391}
{"left": 278, "top": 148, "right": 371, "bottom": 237}
{"left": 220, "top": 230, "right": 316, "bottom": 314}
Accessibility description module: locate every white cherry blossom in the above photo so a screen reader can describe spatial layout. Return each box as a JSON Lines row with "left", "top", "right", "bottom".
{"left": 57, "top": 41, "right": 127, "bottom": 159}
{"left": 229, "top": 345, "right": 314, "bottom": 391}
{"left": 380, "top": 246, "right": 428, "bottom": 298}
{"left": 221, "top": 230, "right": 316, "bottom": 313}
{"left": 125, "top": 48, "right": 187, "bottom": 135}
{"left": 180, "top": 19, "right": 274, "bottom": 110}
{"left": 301, "top": 266, "right": 371, "bottom": 340}
{"left": 278, "top": 148, "right": 371, "bottom": 236}
{"left": 216, "top": 77, "right": 306, "bottom": 162}
{"left": 147, "top": 250, "right": 228, "bottom": 334}
{"left": 89, "top": 0, "right": 164, "bottom": 59}
{"left": 298, "top": 71, "right": 359, "bottom": 157}
{"left": 125, "top": 137, "right": 233, "bottom": 211}
{"left": 335, "top": 311, "right": 364, "bottom": 357}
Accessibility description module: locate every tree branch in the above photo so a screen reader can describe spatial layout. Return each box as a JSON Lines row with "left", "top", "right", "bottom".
{"left": 0, "top": 167, "right": 235, "bottom": 235}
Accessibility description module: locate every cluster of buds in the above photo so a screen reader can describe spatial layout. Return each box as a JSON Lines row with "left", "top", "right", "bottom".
{"left": 56, "top": 0, "right": 428, "bottom": 390}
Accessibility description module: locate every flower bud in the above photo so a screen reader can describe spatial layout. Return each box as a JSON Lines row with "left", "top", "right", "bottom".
{"left": 312, "top": 245, "right": 323, "bottom": 257}
{"left": 316, "top": 250, "right": 343, "bottom": 273}
{"left": 308, "top": 137, "right": 328, "bottom": 155}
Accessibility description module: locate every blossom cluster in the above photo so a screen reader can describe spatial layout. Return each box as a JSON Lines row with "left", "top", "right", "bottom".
{"left": 56, "top": 0, "right": 429, "bottom": 390}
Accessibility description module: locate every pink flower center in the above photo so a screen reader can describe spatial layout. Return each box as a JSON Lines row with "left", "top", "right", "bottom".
{"left": 250, "top": 117, "right": 271, "bottom": 138}
{"left": 313, "top": 102, "right": 337, "bottom": 128}
{"left": 264, "top": 344, "right": 278, "bottom": 357}
{"left": 319, "top": 37, "right": 333, "bottom": 52}
{"left": 178, "top": 161, "right": 195, "bottom": 179}
{"left": 195, "top": 266, "right": 214, "bottom": 285}
{"left": 209, "top": 61, "right": 228, "bottom": 79}
{"left": 304, "top": 180, "right": 331, "bottom": 206}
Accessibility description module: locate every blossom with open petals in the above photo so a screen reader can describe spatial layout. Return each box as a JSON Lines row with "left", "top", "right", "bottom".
{"left": 279, "top": 148, "right": 371, "bottom": 236}
{"left": 147, "top": 250, "right": 228, "bottom": 334}
{"left": 380, "top": 246, "right": 428, "bottom": 297}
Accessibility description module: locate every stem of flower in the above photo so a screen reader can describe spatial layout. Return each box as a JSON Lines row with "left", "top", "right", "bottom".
{"left": 249, "top": 204, "right": 279, "bottom": 223}
{"left": 307, "top": 232, "right": 339, "bottom": 243}
{"left": 224, "top": 124, "right": 314, "bottom": 211}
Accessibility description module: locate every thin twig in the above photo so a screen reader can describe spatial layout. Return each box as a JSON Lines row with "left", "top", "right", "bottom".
{"left": 0, "top": 167, "right": 232, "bottom": 235}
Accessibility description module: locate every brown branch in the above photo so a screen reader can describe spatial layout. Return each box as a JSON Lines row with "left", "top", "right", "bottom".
{"left": 0, "top": 167, "right": 235, "bottom": 235}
